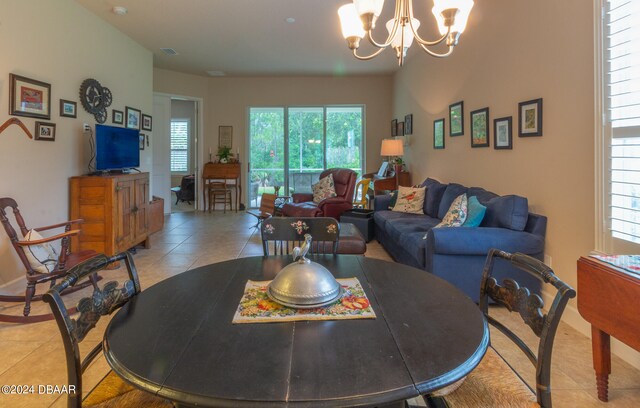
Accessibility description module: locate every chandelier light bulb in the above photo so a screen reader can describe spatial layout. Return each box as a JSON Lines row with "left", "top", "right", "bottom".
{"left": 433, "top": 0, "right": 474, "bottom": 34}
{"left": 338, "top": 4, "right": 365, "bottom": 40}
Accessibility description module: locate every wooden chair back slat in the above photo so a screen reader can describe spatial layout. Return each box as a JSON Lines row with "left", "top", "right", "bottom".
{"left": 261, "top": 217, "right": 340, "bottom": 256}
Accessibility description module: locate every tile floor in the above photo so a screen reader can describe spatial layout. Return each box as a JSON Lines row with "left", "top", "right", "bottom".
{"left": 0, "top": 211, "right": 639, "bottom": 407}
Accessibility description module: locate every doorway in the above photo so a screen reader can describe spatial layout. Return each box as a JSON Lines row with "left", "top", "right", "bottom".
{"left": 152, "top": 94, "right": 203, "bottom": 214}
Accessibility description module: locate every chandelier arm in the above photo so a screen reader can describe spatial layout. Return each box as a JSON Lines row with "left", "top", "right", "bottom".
{"left": 352, "top": 47, "right": 387, "bottom": 61}
{"left": 416, "top": 43, "right": 455, "bottom": 58}
{"left": 365, "top": 0, "right": 403, "bottom": 49}
{"left": 406, "top": 0, "right": 451, "bottom": 47}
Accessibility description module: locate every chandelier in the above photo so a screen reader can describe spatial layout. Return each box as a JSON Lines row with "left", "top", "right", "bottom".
{"left": 338, "top": 0, "right": 474, "bottom": 66}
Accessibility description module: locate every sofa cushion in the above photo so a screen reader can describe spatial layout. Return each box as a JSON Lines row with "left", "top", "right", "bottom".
{"left": 467, "top": 187, "right": 498, "bottom": 204}
{"left": 462, "top": 196, "right": 487, "bottom": 227}
{"left": 435, "top": 194, "right": 468, "bottom": 228}
{"left": 438, "top": 183, "right": 469, "bottom": 219}
{"left": 392, "top": 186, "right": 426, "bottom": 214}
{"left": 387, "top": 216, "right": 439, "bottom": 243}
{"left": 481, "top": 195, "right": 529, "bottom": 231}
{"left": 312, "top": 174, "right": 336, "bottom": 203}
{"left": 420, "top": 178, "right": 448, "bottom": 217}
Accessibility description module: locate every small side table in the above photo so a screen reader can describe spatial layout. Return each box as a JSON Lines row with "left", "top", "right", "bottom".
{"left": 341, "top": 209, "right": 375, "bottom": 242}
{"left": 577, "top": 256, "right": 640, "bottom": 401}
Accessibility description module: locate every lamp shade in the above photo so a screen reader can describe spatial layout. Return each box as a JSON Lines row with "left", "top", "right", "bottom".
{"left": 386, "top": 18, "right": 421, "bottom": 49}
{"left": 338, "top": 4, "right": 366, "bottom": 39}
{"left": 380, "top": 138, "right": 404, "bottom": 156}
{"left": 432, "top": 0, "right": 474, "bottom": 35}
{"left": 353, "top": 0, "right": 385, "bottom": 17}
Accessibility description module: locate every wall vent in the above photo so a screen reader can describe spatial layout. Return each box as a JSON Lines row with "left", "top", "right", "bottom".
{"left": 160, "top": 48, "right": 178, "bottom": 56}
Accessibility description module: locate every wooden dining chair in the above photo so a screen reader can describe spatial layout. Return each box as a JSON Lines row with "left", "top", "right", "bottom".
{"left": 247, "top": 193, "right": 276, "bottom": 228}
{"left": 43, "top": 252, "right": 172, "bottom": 408}
{"left": 424, "top": 249, "right": 576, "bottom": 408}
{"left": 261, "top": 217, "right": 340, "bottom": 256}
{"left": 0, "top": 197, "right": 100, "bottom": 323}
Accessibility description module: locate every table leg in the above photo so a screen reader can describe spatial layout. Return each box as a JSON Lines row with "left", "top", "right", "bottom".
{"left": 591, "top": 325, "right": 611, "bottom": 402}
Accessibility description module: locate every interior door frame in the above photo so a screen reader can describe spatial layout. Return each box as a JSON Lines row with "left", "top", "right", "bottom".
{"left": 153, "top": 92, "right": 204, "bottom": 211}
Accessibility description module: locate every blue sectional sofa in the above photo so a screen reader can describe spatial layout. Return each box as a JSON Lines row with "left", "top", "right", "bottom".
{"left": 373, "top": 178, "right": 547, "bottom": 302}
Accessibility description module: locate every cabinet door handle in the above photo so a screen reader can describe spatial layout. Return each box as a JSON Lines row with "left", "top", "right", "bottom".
{"left": 132, "top": 206, "right": 138, "bottom": 213}
{"left": 115, "top": 186, "right": 123, "bottom": 192}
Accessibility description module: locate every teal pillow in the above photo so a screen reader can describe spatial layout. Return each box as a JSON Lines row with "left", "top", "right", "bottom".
{"left": 462, "top": 196, "right": 486, "bottom": 227}
{"left": 388, "top": 190, "right": 399, "bottom": 209}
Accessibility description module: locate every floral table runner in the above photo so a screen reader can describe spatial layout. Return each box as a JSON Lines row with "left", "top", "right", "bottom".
{"left": 232, "top": 277, "right": 376, "bottom": 324}
{"left": 591, "top": 254, "right": 640, "bottom": 277}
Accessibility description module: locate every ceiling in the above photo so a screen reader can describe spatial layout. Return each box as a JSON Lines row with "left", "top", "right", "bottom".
{"left": 74, "top": 0, "right": 447, "bottom": 77}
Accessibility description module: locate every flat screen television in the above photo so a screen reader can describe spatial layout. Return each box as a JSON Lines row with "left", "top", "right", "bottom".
{"left": 95, "top": 124, "right": 140, "bottom": 171}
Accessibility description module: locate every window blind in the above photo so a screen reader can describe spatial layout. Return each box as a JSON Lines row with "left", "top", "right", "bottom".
{"left": 607, "top": 0, "right": 640, "bottom": 243}
{"left": 171, "top": 120, "right": 189, "bottom": 172}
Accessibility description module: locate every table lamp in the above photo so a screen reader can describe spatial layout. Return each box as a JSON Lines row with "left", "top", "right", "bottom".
{"left": 380, "top": 139, "right": 404, "bottom": 176}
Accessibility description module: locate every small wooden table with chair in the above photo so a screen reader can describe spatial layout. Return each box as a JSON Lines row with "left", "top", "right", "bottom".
{"left": 202, "top": 161, "right": 241, "bottom": 212}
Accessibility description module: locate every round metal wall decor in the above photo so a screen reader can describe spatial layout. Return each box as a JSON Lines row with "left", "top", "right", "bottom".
{"left": 79, "top": 78, "right": 112, "bottom": 124}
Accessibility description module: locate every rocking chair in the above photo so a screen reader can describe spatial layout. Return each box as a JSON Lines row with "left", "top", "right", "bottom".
{"left": 0, "top": 197, "right": 100, "bottom": 323}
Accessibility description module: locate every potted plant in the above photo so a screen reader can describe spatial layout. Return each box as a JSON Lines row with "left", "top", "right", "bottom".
{"left": 217, "top": 146, "right": 232, "bottom": 163}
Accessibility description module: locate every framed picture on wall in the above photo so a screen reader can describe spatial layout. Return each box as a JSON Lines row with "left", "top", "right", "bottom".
{"left": 391, "top": 119, "right": 397, "bottom": 137}
{"left": 142, "top": 114, "right": 152, "bottom": 131}
{"left": 219, "top": 125, "right": 233, "bottom": 148}
{"left": 449, "top": 101, "right": 464, "bottom": 136}
{"left": 34, "top": 121, "right": 56, "bottom": 141}
{"left": 518, "top": 98, "right": 543, "bottom": 137}
{"left": 494, "top": 116, "right": 513, "bottom": 150}
{"left": 397, "top": 121, "right": 405, "bottom": 136}
{"left": 405, "top": 114, "right": 413, "bottom": 135}
{"left": 112, "top": 110, "right": 124, "bottom": 124}
{"left": 139, "top": 134, "right": 145, "bottom": 150}
{"left": 125, "top": 106, "right": 141, "bottom": 130}
{"left": 9, "top": 74, "right": 51, "bottom": 119}
{"left": 59, "top": 99, "right": 77, "bottom": 118}
{"left": 434, "top": 118, "right": 445, "bottom": 149}
{"left": 471, "top": 107, "right": 490, "bottom": 148}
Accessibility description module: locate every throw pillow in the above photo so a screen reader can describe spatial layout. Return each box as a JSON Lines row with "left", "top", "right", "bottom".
{"left": 391, "top": 186, "right": 426, "bottom": 214}
{"left": 312, "top": 174, "right": 337, "bottom": 204}
{"left": 462, "top": 196, "right": 487, "bottom": 227}
{"left": 23, "top": 229, "right": 58, "bottom": 274}
{"left": 387, "top": 190, "right": 399, "bottom": 210}
{"left": 434, "top": 193, "right": 468, "bottom": 228}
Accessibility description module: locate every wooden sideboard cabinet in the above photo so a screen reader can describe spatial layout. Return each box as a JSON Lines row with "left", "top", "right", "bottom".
{"left": 69, "top": 172, "right": 150, "bottom": 257}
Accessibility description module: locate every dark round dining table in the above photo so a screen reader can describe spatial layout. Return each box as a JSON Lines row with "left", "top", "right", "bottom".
{"left": 104, "top": 255, "right": 488, "bottom": 407}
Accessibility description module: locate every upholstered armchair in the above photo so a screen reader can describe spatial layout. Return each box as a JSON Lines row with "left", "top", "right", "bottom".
{"left": 281, "top": 168, "right": 357, "bottom": 219}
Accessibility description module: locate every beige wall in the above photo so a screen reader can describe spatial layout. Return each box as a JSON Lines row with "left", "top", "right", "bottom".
{"left": 0, "top": 0, "right": 153, "bottom": 285}
{"left": 154, "top": 69, "right": 393, "bottom": 202}
{"left": 393, "top": 0, "right": 605, "bottom": 352}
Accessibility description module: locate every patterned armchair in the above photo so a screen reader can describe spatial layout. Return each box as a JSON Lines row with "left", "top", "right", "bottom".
{"left": 281, "top": 168, "right": 357, "bottom": 220}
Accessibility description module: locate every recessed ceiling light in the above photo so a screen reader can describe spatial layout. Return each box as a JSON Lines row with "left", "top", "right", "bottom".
{"left": 285, "top": 17, "right": 296, "bottom": 23}
{"left": 206, "top": 70, "right": 226, "bottom": 77}
{"left": 112, "top": 6, "right": 128, "bottom": 15}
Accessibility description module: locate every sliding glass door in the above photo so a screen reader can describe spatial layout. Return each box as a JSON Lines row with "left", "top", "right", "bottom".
{"left": 248, "top": 108, "right": 285, "bottom": 208}
{"left": 248, "top": 106, "right": 363, "bottom": 208}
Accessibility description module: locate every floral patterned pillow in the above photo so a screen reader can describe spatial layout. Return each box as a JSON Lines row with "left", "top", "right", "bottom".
{"left": 312, "top": 174, "right": 337, "bottom": 203}
{"left": 435, "top": 193, "right": 468, "bottom": 228}
{"left": 392, "top": 186, "right": 426, "bottom": 214}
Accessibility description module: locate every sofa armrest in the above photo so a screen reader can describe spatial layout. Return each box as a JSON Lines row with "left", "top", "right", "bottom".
{"left": 373, "top": 194, "right": 392, "bottom": 211}
{"left": 318, "top": 196, "right": 350, "bottom": 206}
{"left": 292, "top": 193, "right": 314, "bottom": 203}
{"left": 426, "top": 227, "right": 545, "bottom": 256}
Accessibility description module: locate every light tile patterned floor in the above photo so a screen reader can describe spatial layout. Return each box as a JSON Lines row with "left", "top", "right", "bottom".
{"left": 0, "top": 211, "right": 638, "bottom": 407}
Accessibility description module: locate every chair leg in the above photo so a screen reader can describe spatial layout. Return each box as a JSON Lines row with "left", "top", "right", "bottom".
{"left": 23, "top": 282, "right": 36, "bottom": 316}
